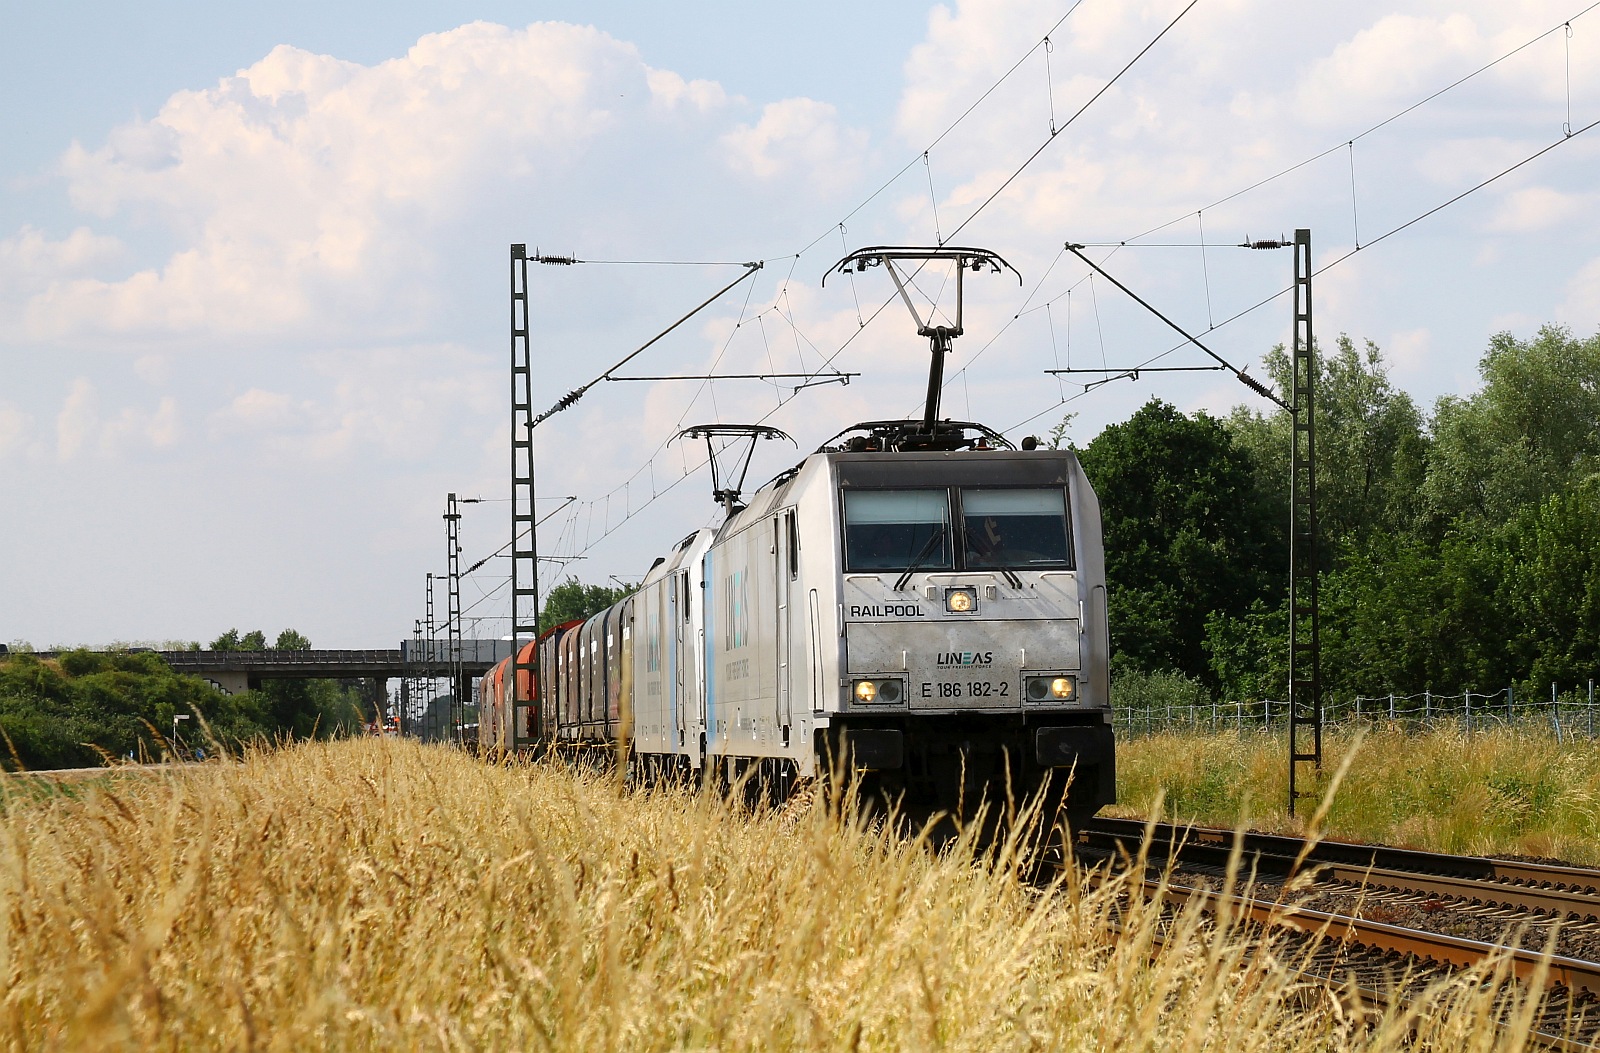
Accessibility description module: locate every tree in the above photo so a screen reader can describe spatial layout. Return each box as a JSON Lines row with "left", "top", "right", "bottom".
{"left": 539, "top": 578, "right": 629, "bottom": 633}
{"left": 1424, "top": 325, "right": 1600, "bottom": 529}
{"left": 1229, "top": 335, "right": 1429, "bottom": 553}
{"left": 1205, "top": 326, "right": 1600, "bottom": 701}
{"left": 1078, "top": 399, "right": 1282, "bottom": 684}
{"left": 1496, "top": 481, "right": 1600, "bottom": 688}
{"left": 206, "top": 628, "right": 364, "bottom": 738}
{"left": 210, "top": 628, "right": 267, "bottom": 651}
{"left": 0, "top": 651, "right": 272, "bottom": 769}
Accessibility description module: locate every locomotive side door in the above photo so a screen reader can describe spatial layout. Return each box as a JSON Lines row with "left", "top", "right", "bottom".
{"left": 674, "top": 570, "right": 689, "bottom": 755}
{"left": 776, "top": 510, "right": 793, "bottom": 732}
{"left": 694, "top": 556, "right": 710, "bottom": 762}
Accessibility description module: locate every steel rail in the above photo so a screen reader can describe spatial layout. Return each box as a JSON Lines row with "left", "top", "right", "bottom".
{"left": 1080, "top": 824, "right": 1600, "bottom": 921}
{"left": 1087, "top": 816, "right": 1600, "bottom": 893}
{"left": 1108, "top": 873, "right": 1600, "bottom": 1051}
{"left": 1315, "top": 862, "right": 1600, "bottom": 922}
{"left": 1149, "top": 877, "right": 1600, "bottom": 998}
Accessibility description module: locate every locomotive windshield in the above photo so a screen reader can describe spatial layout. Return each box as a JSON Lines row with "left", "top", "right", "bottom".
{"left": 961, "top": 488, "right": 1072, "bottom": 568}
{"left": 843, "top": 486, "right": 1073, "bottom": 572}
{"left": 843, "top": 490, "right": 952, "bottom": 572}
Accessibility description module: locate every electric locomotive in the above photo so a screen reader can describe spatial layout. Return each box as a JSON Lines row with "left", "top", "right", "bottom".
{"left": 487, "top": 246, "right": 1116, "bottom": 827}
{"left": 515, "top": 416, "right": 1114, "bottom": 826}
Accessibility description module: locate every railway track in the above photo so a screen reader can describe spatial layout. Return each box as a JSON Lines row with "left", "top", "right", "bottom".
{"left": 1087, "top": 816, "right": 1600, "bottom": 893}
{"left": 1079, "top": 817, "right": 1600, "bottom": 1048}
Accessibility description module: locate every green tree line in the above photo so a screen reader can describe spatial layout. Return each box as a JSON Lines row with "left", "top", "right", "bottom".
{"left": 1075, "top": 324, "right": 1600, "bottom": 705}
{"left": 0, "top": 628, "right": 370, "bottom": 770}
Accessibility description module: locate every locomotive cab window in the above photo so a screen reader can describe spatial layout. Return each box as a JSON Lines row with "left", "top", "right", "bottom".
{"left": 843, "top": 489, "right": 952, "bottom": 572}
{"left": 960, "top": 488, "right": 1072, "bottom": 569}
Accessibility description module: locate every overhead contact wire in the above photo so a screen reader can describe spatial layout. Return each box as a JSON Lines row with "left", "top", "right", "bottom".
{"left": 1118, "top": 1, "right": 1600, "bottom": 247}
{"left": 790, "top": 0, "right": 1089, "bottom": 260}
{"left": 565, "top": 0, "right": 1099, "bottom": 548}
{"left": 943, "top": 0, "right": 1201, "bottom": 246}
{"left": 1004, "top": 115, "right": 1600, "bottom": 434}
{"left": 561, "top": 0, "right": 1166, "bottom": 559}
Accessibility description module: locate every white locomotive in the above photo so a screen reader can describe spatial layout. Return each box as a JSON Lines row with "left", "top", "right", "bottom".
{"left": 528, "top": 416, "right": 1115, "bottom": 825}
{"left": 488, "top": 246, "right": 1116, "bottom": 825}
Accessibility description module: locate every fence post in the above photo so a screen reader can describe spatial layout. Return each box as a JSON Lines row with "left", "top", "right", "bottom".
{"left": 1424, "top": 689, "right": 1431, "bottom": 728}
{"left": 1389, "top": 693, "right": 1396, "bottom": 721}
{"left": 1552, "top": 682, "right": 1564, "bottom": 744}
{"left": 1465, "top": 692, "right": 1472, "bottom": 736}
{"left": 1264, "top": 698, "right": 1271, "bottom": 729}
{"left": 1590, "top": 679, "right": 1595, "bottom": 739}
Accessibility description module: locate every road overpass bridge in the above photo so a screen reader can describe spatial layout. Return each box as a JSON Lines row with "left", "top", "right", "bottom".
{"left": 158, "top": 640, "right": 513, "bottom": 697}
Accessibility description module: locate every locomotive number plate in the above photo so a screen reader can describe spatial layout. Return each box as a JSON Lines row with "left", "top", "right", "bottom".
{"left": 920, "top": 681, "right": 1011, "bottom": 700}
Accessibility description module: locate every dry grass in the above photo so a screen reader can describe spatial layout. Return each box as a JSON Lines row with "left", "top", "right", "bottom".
{"left": 0, "top": 737, "right": 1572, "bottom": 1051}
{"left": 1116, "top": 724, "right": 1600, "bottom": 864}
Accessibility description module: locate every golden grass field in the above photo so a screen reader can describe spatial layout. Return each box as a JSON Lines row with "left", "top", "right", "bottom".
{"left": 0, "top": 736, "right": 1578, "bottom": 1051}
{"left": 1116, "top": 724, "right": 1600, "bottom": 865}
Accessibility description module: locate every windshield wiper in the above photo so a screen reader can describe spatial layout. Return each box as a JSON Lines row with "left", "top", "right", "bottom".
{"left": 893, "top": 526, "right": 947, "bottom": 592}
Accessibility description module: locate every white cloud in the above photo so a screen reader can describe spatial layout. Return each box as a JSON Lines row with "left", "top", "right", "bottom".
{"left": 721, "top": 97, "right": 867, "bottom": 189}
{"left": 1487, "top": 186, "right": 1588, "bottom": 233}
{"left": 896, "top": 0, "right": 1068, "bottom": 149}
{"left": 15, "top": 23, "right": 697, "bottom": 346}
{"left": 646, "top": 67, "right": 729, "bottom": 113}
{"left": 0, "top": 404, "right": 33, "bottom": 457}
{"left": 0, "top": 225, "right": 124, "bottom": 291}
{"left": 53, "top": 378, "right": 184, "bottom": 459}
{"left": 133, "top": 355, "right": 172, "bottom": 385}
{"left": 1296, "top": 14, "right": 1486, "bottom": 124}
{"left": 56, "top": 379, "right": 98, "bottom": 460}
{"left": 1558, "top": 255, "right": 1600, "bottom": 329}
{"left": 208, "top": 345, "right": 498, "bottom": 463}
{"left": 1385, "top": 326, "right": 1432, "bottom": 378}
{"left": 1487, "top": 310, "right": 1544, "bottom": 334}
{"left": 104, "top": 396, "right": 181, "bottom": 451}
{"left": 217, "top": 388, "right": 303, "bottom": 431}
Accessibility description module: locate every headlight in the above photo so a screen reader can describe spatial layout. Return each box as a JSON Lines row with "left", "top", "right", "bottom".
{"left": 1025, "top": 675, "right": 1078, "bottom": 703}
{"left": 853, "top": 679, "right": 903, "bottom": 704}
{"left": 945, "top": 587, "right": 976, "bottom": 613}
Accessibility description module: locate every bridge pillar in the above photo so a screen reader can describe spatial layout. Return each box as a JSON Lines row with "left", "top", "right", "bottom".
{"left": 204, "top": 670, "right": 252, "bottom": 696}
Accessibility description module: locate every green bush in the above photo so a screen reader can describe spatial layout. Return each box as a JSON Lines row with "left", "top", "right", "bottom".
{"left": 0, "top": 652, "right": 274, "bottom": 770}
{"left": 1110, "top": 662, "right": 1213, "bottom": 719}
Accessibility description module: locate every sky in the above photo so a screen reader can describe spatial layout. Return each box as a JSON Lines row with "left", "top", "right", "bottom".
{"left": 3, "top": 0, "right": 1597, "bottom": 649}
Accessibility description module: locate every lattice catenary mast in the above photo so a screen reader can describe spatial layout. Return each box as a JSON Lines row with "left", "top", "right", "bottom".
{"left": 1287, "top": 228, "right": 1323, "bottom": 816}
{"left": 445, "top": 492, "right": 464, "bottom": 746}
{"left": 510, "top": 245, "right": 557, "bottom": 750}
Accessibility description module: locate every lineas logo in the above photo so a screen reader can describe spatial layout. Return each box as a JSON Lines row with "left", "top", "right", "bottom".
{"left": 935, "top": 651, "right": 993, "bottom": 668}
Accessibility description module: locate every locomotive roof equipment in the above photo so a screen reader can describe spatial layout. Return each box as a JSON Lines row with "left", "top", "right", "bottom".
{"left": 676, "top": 424, "right": 795, "bottom": 515}
{"left": 824, "top": 245, "right": 1020, "bottom": 445}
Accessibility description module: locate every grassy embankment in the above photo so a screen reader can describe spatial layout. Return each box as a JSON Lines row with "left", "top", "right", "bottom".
{"left": 0, "top": 737, "right": 1572, "bottom": 1051}
{"left": 1117, "top": 725, "right": 1600, "bottom": 864}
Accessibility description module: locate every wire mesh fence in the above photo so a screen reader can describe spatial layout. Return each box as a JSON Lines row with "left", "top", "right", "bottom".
{"left": 1116, "top": 680, "right": 1600, "bottom": 741}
